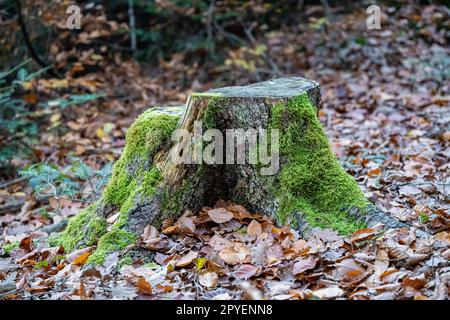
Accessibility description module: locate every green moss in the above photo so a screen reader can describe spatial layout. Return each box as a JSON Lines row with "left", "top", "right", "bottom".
{"left": 86, "top": 166, "right": 163, "bottom": 265}
{"left": 2, "top": 241, "right": 19, "bottom": 254}
{"left": 103, "top": 109, "right": 179, "bottom": 208}
{"left": 87, "top": 228, "right": 137, "bottom": 265}
{"left": 118, "top": 254, "right": 134, "bottom": 270}
{"left": 49, "top": 204, "right": 107, "bottom": 252}
{"left": 203, "top": 97, "right": 224, "bottom": 129}
{"left": 272, "top": 94, "right": 367, "bottom": 235}
{"left": 48, "top": 108, "right": 180, "bottom": 265}
{"left": 191, "top": 92, "right": 223, "bottom": 98}
{"left": 138, "top": 166, "right": 162, "bottom": 197}
{"left": 102, "top": 159, "right": 134, "bottom": 208}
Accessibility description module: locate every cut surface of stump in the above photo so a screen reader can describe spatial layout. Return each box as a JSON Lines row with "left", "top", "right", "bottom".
{"left": 50, "top": 77, "right": 401, "bottom": 265}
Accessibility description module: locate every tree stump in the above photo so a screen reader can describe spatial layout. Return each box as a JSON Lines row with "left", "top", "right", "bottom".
{"left": 50, "top": 77, "right": 402, "bottom": 264}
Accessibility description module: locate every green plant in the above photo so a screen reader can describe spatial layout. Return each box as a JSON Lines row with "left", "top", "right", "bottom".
{"left": 20, "top": 159, "right": 113, "bottom": 205}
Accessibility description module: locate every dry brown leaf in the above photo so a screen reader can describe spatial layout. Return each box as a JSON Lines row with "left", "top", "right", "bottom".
{"left": 142, "top": 224, "right": 160, "bottom": 245}
{"left": 19, "top": 236, "right": 33, "bottom": 252}
{"left": 162, "top": 225, "right": 180, "bottom": 235}
{"left": 441, "top": 131, "right": 450, "bottom": 142}
{"left": 142, "top": 228, "right": 159, "bottom": 245}
{"left": 106, "top": 212, "right": 120, "bottom": 224}
{"left": 406, "top": 253, "right": 429, "bottom": 266}
{"left": 199, "top": 272, "right": 218, "bottom": 288}
{"left": 351, "top": 228, "right": 377, "bottom": 243}
{"left": 121, "top": 265, "right": 155, "bottom": 281}
{"left": 207, "top": 208, "right": 234, "bottom": 224}
{"left": 177, "top": 216, "right": 196, "bottom": 234}
{"left": 72, "top": 251, "right": 92, "bottom": 266}
{"left": 402, "top": 274, "right": 427, "bottom": 290}
{"left": 247, "top": 220, "right": 262, "bottom": 237}
{"left": 176, "top": 251, "right": 198, "bottom": 267}
{"left": 374, "top": 249, "right": 389, "bottom": 275}
{"left": 313, "top": 287, "right": 344, "bottom": 299}
{"left": 266, "top": 244, "right": 284, "bottom": 264}
{"left": 293, "top": 257, "right": 317, "bottom": 276}
{"left": 161, "top": 218, "right": 173, "bottom": 230}
{"left": 388, "top": 247, "right": 408, "bottom": 260}
{"left": 234, "top": 264, "right": 259, "bottom": 280}
{"left": 291, "top": 239, "right": 309, "bottom": 253}
{"left": 137, "top": 277, "right": 152, "bottom": 295}
{"left": 434, "top": 231, "right": 450, "bottom": 244}
{"left": 219, "top": 243, "right": 249, "bottom": 265}
{"left": 334, "top": 258, "right": 365, "bottom": 281}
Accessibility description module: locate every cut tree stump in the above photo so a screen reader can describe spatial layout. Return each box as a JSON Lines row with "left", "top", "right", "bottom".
{"left": 50, "top": 77, "right": 404, "bottom": 264}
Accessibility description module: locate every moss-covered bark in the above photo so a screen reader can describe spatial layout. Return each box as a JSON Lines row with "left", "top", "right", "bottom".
{"left": 271, "top": 94, "right": 367, "bottom": 234}
{"left": 50, "top": 77, "right": 400, "bottom": 266}
{"left": 50, "top": 107, "right": 183, "bottom": 264}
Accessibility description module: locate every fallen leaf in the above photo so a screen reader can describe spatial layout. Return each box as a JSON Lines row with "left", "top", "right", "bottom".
{"left": 67, "top": 247, "right": 93, "bottom": 265}
{"left": 162, "top": 225, "right": 180, "bottom": 235}
{"left": 219, "top": 243, "right": 249, "bottom": 265}
{"left": 137, "top": 277, "right": 152, "bottom": 295}
{"left": 399, "top": 185, "right": 422, "bottom": 196}
{"left": 141, "top": 224, "right": 160, "bottom": 246}
{"left": 199, "top": 272, "right": 218, "bottom": 288}
{"left": 440, "top": 131, "right": 450, "bottom": 142}
{"left": 402, "top": 274, "right": 427, "bottom": 290}
{"left": 406, "top": 253, "right": 429, "bottom": 266}
{"left": 367, "top": 168, "right": 381, "bottom": 177}
{"left": 207, "top": 208, "right": 234, "bottom": 224}
{"left": 247, "top": 220, "right": 262, "bottom": 237}
{"left": 111, "top": 282, "right": 137, "bottom": 300}
{"left": 176, "top": 251, "right": 198, "bottom": 267}
{"left": 106, "top": 212, "right": 120, "bottom": 224}
{"left": 234, "top": 264, "right": 258, "bottom": 279}
{"left": 374, "top": 249, "right": 389, "bottom": 275}
{"left": 291, "top": 239, "right": 309, "bottom": 253}
{"left": 177, "top": 216, "right": 196, "bottom": 234}
{"left": 293, "top": 257, "right": 317, "bottom": 276}
{"left": 19, "top": 236, "right": 33, "bottom": 252}
{"left": 313, "top": 287, "right": 344, "bottom": 299}
{"left": 350, "top": 228, "right": 377, "bottom": 243}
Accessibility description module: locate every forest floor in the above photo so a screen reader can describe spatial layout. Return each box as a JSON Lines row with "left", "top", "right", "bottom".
{"left": 0, "top": 3, "right": 449, "bottom": 300}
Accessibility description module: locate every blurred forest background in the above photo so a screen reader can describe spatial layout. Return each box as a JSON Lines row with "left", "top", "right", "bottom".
{"left": 0, "top": 0, "right": 449, "bottom": 300}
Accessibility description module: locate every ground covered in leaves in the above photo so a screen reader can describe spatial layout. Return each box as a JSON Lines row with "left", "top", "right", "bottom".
{"left": 0, "top": 2, "right": 449, "bottom": 300}
{"left": 0, "top": 201, "right": 449, "bottom": 300}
